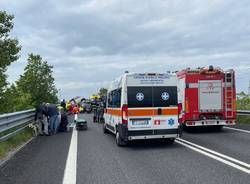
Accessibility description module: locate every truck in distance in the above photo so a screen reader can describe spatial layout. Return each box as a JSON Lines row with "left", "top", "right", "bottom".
{"left": 177, "top": 66, "right": 236, "bottom": 129}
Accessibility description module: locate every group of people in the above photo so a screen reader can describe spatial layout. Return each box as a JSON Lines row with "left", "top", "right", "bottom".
{"left": 35, "top": 102, "right": 68, "bottom": 136}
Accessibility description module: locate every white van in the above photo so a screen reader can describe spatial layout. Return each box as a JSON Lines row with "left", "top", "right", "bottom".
{"left": 103, "top": 72, "right": 182, "bottom": 146}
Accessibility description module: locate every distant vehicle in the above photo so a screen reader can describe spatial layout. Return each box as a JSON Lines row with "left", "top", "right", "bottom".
{"left": 177, "top": 66, "right": 236, "bottom": 129}
{"left": 103, "top": 72, "right": 182, "bottom": 146}
{"left": 81, "top": 102, "right": 92, "bottom": 113}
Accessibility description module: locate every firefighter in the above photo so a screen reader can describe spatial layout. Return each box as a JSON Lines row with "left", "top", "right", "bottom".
{"left": 66, "top": 101, "right": 71, "bottom": 111}
{"left": 60, "top": 99, "right": 66, "bottom": 111}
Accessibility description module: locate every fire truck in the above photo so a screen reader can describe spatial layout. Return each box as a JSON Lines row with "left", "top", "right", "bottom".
{"left": 177, "top": 66, "right": 236, "bottom": 128}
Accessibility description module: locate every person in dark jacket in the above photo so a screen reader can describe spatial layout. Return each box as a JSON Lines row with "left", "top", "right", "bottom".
{"left": 58, "top": 110, "right": 69, "bottom": 132}
{"left": 47, "top": 104, "right": 60, "bottom": 134}
{"left": 60, "top": 99, "right": 66, "bottom": 111}
{"left": 35, "top": 103, "right": 47, "bottom": 135}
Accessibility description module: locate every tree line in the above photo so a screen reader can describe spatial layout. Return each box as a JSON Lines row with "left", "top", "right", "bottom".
{"left": 0, "top": 11, "right": 58, "bottom": 114}
{"left": 237, "top": 91, "right": 250, "bottom": 124}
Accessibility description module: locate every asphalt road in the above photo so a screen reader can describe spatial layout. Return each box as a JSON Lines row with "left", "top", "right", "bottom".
{"left": 0, "top": 129, "right": 72, "bottom": 184}
{"left": 0, "top": 113, "right": 250, "bottom": 184}
{"left": 182, "top": 126, "right": 250, "bottom": 163}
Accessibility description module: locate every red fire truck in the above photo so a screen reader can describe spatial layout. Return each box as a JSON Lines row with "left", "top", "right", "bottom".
{"left": 177, "top": 66, "right": 236, "bottom": 128}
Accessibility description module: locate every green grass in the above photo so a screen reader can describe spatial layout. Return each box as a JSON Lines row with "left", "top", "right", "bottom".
{"left": 0, "top": 127, "right": 34, "bottom": 160}
{"left": 0, "top": 123, "right": 30, "bottom": 137}
{"left": 237, "top": 116, "right": 250, "bottom": 125}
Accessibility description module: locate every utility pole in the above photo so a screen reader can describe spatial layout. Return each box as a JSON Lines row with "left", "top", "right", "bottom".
{"left": 248, "top": 82, "right": 250, "bottom": 96}
{"left": 58, "top": 88, "right": 62, "bottom": 100}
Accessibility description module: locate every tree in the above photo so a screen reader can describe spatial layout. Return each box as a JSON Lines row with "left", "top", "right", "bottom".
{"left": 17, "top": 54, "right": 58, "bottom": 107}
{"left": 0, "top": 84, "right": 33, "bottom": 113}
{"left": 236, "top": 92, "right": 250, "bottom": 124}
{"left": 0, "top": 11, "right": 21, "bottom": 96}
{"left": 98, "top": 87, "right": 107, "bottom": 97}
{"left": 237, "top": 92, "right": 250, "bottom": 110}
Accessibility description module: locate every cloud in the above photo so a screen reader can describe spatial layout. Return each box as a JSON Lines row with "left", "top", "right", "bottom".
{"left": 1, "top": 0, "right": 250, "bottom": 98}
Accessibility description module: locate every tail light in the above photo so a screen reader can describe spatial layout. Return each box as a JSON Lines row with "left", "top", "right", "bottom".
{"left": 178, "top": 103, "right": 182, "bottom": 115}
{"left": 122, "top": 104, "right": 128, "bottom": 124}
{"left": 185, "top": 99, "right": 189, "bottom": 113}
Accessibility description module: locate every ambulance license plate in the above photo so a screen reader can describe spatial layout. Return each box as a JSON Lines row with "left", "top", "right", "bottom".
{"left": 206, "top": 121, "right": 215, "bottom": 125}
{"left": 132, "top": 120, "right": 149, "bottom": 126}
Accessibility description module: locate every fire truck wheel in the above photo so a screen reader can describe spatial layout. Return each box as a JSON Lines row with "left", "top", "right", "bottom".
{"left": 116, "top": 131, "right": 127, "bottom": 146}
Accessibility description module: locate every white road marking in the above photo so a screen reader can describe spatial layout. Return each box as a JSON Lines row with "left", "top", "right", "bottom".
{"left": 223, "top": 126, "right": 250, "bottom": 134}
{"left": 62, "top": 126, "right": 78, "bottom": 184}
{"left": 74, "top": 114, "right": 78, "bottom": 121}
{"left": 176, "top": 138, "right": 250, "bottom": 175}
{"left": 177, "top": 138, "right": 250, "bottom": 169}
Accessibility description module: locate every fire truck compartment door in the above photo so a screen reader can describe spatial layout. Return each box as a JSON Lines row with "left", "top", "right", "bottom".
{"left": 198, "top": 80, "right": 222, "bottom": 111}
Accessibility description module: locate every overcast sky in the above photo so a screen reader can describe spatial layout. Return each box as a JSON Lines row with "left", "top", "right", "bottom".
{"left": 1, "top": 0, "right": 250, "bottom": 99}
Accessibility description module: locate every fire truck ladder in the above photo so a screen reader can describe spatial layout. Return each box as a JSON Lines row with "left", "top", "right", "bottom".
{"left": 225, "top": 70, "right": 234, "bottom": 118}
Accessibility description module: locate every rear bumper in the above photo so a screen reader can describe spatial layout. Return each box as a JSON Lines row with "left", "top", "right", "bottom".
{"left": 128, "top": 134, "right": 178, "bottom": 140}
{"left": 185, "top": 120, "right": 236, "bottom": 127}
{"left": 118, "top": 124, "right": 182, "bottom": 141}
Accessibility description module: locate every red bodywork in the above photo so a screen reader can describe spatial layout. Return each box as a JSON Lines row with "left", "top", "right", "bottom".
{"left": 177, "top": 67, "right": 236, "bottom": 126}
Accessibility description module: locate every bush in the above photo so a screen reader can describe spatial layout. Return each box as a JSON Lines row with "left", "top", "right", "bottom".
{"left": 237, "top": 92, "right": 250, "bottom": 125}
{"left": 0, "top": 127, "right": 34, "bottom": 160}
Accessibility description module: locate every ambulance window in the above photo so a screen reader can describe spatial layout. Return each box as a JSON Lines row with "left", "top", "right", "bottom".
{"left": 107, "top": 92, "right": 112, "bottom": 108}
{"left": 127, "top": 87, "right": 153, "bottom": 108}
{"left": 153, "top": 86, "right": 177, "bottom": 107}
{"left": 113, "top": 89, "right": 121, "bottom": 108}
{"left": 108, "top": 89, "right": 121, "bottom": 108}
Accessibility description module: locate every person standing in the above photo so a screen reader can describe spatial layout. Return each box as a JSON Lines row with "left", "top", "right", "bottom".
{"left": 60, "top": 99, "right": 66, "bottom": 111}
{"left": 58, "top": 108, "right": 69, "bottom": 132}
{"left": 43, "top": 113, "right": 49, "bottom": 135}
{"left": 47, "top": 104, "right": 60, "bottom": 135}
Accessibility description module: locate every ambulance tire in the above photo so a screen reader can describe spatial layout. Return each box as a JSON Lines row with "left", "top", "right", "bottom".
{"left": 215, "top": 125, "right": 223, "bottom": 131}
{"left": 116, "top": 131, "right": 127, "bottom": 146}
{"left": 166, "top": 138, "right": 175, "bottom": 144}
{"left": 103, "top": 123, "right": 109, "bottom": 134}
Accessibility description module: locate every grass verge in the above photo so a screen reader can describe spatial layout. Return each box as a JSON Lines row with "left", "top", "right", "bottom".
{"left": 237, "top": 116, "right": 250, "bottom": 125}
{"left": 0, "top": 127, "right": 34, "bottom": 160}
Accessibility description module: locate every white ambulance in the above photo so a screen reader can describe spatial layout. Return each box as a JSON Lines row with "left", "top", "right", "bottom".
{"left": 103, "top": 72, "right": 182, "bottom": 146}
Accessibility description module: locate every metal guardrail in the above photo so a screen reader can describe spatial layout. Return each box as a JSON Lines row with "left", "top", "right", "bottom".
{"left": 237, "top": 110, "right": 250, "bottom": 116}
{"left": 0, "top": 109, "right": 35, "bottom": 142}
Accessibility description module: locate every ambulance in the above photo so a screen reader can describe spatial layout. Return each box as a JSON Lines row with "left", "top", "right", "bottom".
{"left": 103, "top": 72, "right": 182, "bottom": 146}
{"left": 177, "top": 66, "right": 236, "bottom": 128}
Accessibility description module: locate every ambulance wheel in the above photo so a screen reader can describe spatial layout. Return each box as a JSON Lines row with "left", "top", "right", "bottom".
{"left": 103, "top": 123, "right": 109, "bottom": 134}
{"left": 215, "top": 125, "right": 223, "bottom": 131}
{"left": 116, "top": 131, "right": 127, "bottom": 146}
{"left": 167, "top": 138, "right": 175, "bottom": 144}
